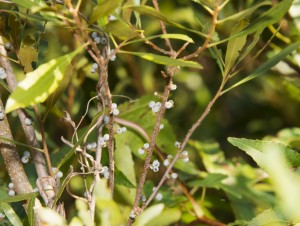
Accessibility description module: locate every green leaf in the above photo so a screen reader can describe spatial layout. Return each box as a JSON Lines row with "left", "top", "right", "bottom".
{"left": 0, "top": 202, "right": 22, "bottom": 226}
{"left": 210, "top": 0, "right": 294, "bottom": 47}
{"left": 217, "top": 1, "right": 272, "bottom": 25}
{"left": 228, "top": 137, "right": 300, "bottom": 168}
{"left": 10, "top": 0, "right": 39, "bottom": 9}
{"left": 0, "top": 136, "right": 43, "bottom": 152}
{"left": 94, "top": 180, "right": 124, "bottom": 226}
{"left": 119, "top": 51, "right": 202, "bottom": 68}
{"left": 145, "top": 208, "right": 181, "bottom": 226}
{"left": 248, "top": 208, "right": 287, "bottom": 226}
{"left": 106, "top": 20, "right": 138, "bottom": 40}
{"left": 124, "top": 33, "right": 194, "bottom": 46}
{"left": 133, "top": 204, "right": 164, "bottom": 226}
{"left": 222, "top": 41, "right": 300, "bottom": 94}
{"left": 224, "top": 20, "right": 249, "bottom": 76}
{"left": 0, "top": 192, "right": 37, "bottom": 203}
{"left": 115, "top": 129, "right": 136, "bottom": 186}
{"left": 115, "top": 168, "right": 136, "bottom": 188}
{"left": 89, "top": 0, "right": 122, "bottom": 24}
{"left": 123, "top": 5, "right": 207, "bottom": 37}
{"left": 28, "top": 197, "right": 35, "bottom": 226}
{"left": 5, "top": 47, "right": 84, "bottom": 113}
{"left": 188, "top": 173, "right": 228, "bottom": 188}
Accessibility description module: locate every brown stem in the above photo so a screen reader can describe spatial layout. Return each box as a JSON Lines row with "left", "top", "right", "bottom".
{"left": 0, "top": 36, "right": 49, "bottom": 179}
{"left": 143, "top": 78, "right": 227, "bottom": 210}
{"left": 127, "top": 76, "right": 172, "bottom": 226}
{"left": 0, "top": 97, "right": 33, "bottom": 194}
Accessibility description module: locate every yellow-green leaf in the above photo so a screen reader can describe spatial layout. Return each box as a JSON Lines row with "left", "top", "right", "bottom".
{"left": 5, "top": 47, "right": 83, "bottom": 113}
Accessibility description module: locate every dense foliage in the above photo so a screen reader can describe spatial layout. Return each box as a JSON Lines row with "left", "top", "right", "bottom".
{"left": 0, "top": 0, "right": 300, "bottom": 225}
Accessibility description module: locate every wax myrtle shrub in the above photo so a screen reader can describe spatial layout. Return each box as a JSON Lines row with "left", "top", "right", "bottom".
{"left": 0, "top": 0, "right": 300, "bottom": 225}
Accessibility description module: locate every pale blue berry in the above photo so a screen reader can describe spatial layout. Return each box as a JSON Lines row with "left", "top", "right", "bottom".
{"left": 8, "top": 189, "right": 15, "bottom": 196}
{"left": 24, "top": 118, "right": 32, "bottom": 126}
{"left": 91, "top": 32, "right": 98, "bottom": 38}
{"left": 23, "top": 151, "right": 30, "bottom": 157}
{"left": 8, "top": 183, "right": 14, "bottom": 189}
{"left": 94, "top": 37, "right": 101, "bottom": 43}
{"left": 155, "top": 193, "right": 163, "bottom": 201}
{"left": 171, "top": 173, "right": 178, "bottom": 179}
{"left": 138, "top": 148, "right": 145, "bottom": 155}
{"left": 91, "top": 142, "right": 97, "bottom": 149}
{"left": 149, "top": 101, "right": 155, "bottom": 108}
{"left": 143, "top": 143, "right": 149, "bottom": 149}
{"left": 159, "top": 124, "right": 164, "bottom": 129}
{"left": 112, "top": 108, "right": 119, "bottom": 116}
{"left": 0, "top": 112, "right": 4, "bottom": 120}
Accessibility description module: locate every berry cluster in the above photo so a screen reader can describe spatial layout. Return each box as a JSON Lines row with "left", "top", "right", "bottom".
{"left": 150, "top": 159, "right": 160, "bottom": 172}
{"left": 111, "top": 103, "right": 119, "bottom": 116}
{"left": 148, "top": 101, "right": 161, "bottom": 113}
{"left": 116, "top": 126, "right": 127, "bottom": 134}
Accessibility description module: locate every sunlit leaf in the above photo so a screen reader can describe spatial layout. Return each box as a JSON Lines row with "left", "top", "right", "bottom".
{"left": 28, "top": 196, "right": 35, "bottom": 226}
{"left": 222, "top": 41, "right": 300, "bottom": 94}
{"left": 119, "top": 51, "right": 202, "bottom": 68}
{"left": 38, "top": 207, "right": 67, "bottom": 226}
{"left": 5, "top": 47, "right": 84, "bottom": 113}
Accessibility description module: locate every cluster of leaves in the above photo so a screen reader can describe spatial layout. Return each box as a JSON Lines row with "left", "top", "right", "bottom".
{"left": 0, "top": 0, "right": 300, "bottom": 225}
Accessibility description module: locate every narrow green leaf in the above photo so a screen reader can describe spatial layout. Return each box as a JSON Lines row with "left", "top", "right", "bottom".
{"left": 119, "top": 51, "right": 202, "bottom": 68}
{"left": 123, "top": 5, "right": 207, "bottom": 37}
{"left": 10, "top": 0, "right": 39, "bottom": 9}
{"left": 28, "top": 197, "right": 35, "bottom": 226}
{"left": 217, "top": 1, "right": 272, "bottom": 25}
{"left": 0, "top": 79, "right": 12, "bottom": 93}
{"left": 124, "top": 33, "right": 194, "bottom": 46}
{"left": 0, "top": 203, "right": 22, "bottom": 226}
{"left": 5, "top": 47, "right": 84, "bottom": 113}
{"left": 222, "top": 41, "right": 300, "bottom": 94}
{"left": 0, "top": 192, "right": 37, "bottom": 203}
{"left": 224, "top": 20, "right": 249, "bottom": 76}
{"left": 89, "top": 0, "right": 122, "bottom": 24}
{"left": 134, "top": 204, "right": 164, "bottom": 226}
{"left": 210, "top": 0, "right": 294, "bottom": 47}
{"left": 0, "top": 136, "right": 43, "bottom": 152}
{"left": 115, "top": 168, "right": 136, "bottom": 188}
{"left": 228, "top": 137, "right": 300, "bottom": 167}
